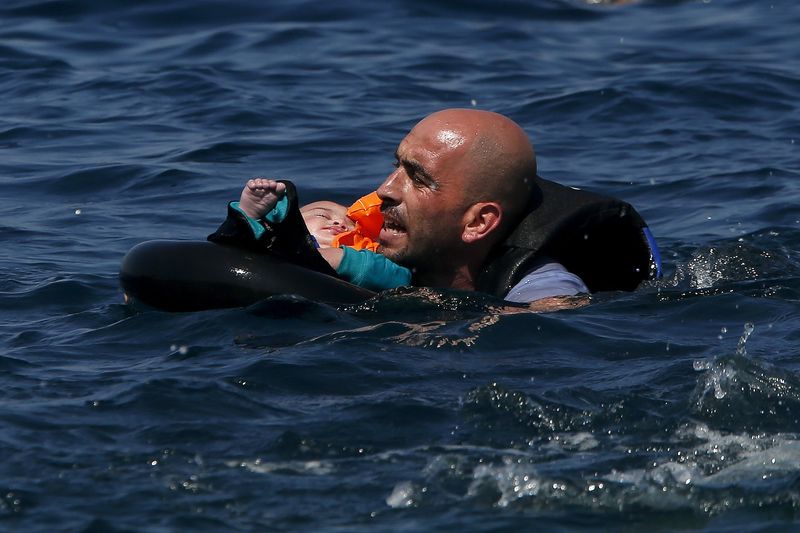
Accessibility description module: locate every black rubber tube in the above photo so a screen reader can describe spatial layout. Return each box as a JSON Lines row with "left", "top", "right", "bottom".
{"left": 119, "top": 240, "right": 376, "bottom": 311}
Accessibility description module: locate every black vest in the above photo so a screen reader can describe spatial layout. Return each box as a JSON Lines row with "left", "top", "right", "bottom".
{"left": 476, "top": 175, "right": 660, "bottom": 298}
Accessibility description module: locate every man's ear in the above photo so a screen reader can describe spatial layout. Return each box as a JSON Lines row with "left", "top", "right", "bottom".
{"left": 461, "top": 202, "right": 502, "bottom": 244}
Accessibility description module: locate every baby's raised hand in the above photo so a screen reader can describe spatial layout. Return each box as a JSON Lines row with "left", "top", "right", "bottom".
{"left": 239, "top": 178, "right": 287, "bottom": 219}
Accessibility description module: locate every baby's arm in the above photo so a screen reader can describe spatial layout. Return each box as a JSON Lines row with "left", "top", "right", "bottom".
{"left": 319, "top": 248, "right": 344, "bottom": 270}
{"left": 238, "top": 178, "right": 286, "bottom": 219}
{"left": 210, "top": 179, "right": 338, "bottom": 277}
{"left": 228, "top": 179, "right": 292, "bottom": 240}
{"left": 329, "top": 247, "right": 411, "bottom": 291}
{"left": 209, "top": 179, "right": 291, "bottom": 246}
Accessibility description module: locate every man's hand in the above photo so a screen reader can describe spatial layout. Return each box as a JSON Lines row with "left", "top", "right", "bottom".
{"left": 527, "top": 294, "right": 590, "bottom": 312}
{"left": 489, "top": 294, "right": 591, "bottom": 314}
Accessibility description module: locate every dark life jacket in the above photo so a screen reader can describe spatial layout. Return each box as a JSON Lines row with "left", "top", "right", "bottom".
{"left": 476, "top": 175, "right": 662, "bottom": 298}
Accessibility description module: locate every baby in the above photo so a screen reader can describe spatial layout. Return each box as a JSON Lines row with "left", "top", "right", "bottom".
{"left": 227, "top": 178, "right": 411, "bottom": 291}
{"left": 239, "top": 179, "right": 351, "bottom": 246}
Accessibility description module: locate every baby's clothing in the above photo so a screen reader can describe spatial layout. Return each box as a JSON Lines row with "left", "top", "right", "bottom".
{"left": 218, "top": 187, "right": 410, "bottom": 291}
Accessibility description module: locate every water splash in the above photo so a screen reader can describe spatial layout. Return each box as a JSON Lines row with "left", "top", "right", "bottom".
{"left": 693, "top": 322, "right": 755, "bottom": 400}
{"left": 691, "top": 324, "right": 800, "bottom": 433}
{"left": 736, "top": 322, "right": 755, "bottom": 356}
{"left": 387, "top": 422, "right": 800, "bottom": 517}
{"left": 658, "top": 232, "right": 798, "bottom": 296}
{"left": 386, "top": 481, "right": 421, "bottom": 508}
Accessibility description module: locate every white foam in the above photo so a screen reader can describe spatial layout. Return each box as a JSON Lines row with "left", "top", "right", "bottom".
{"left": 467, "top": 461, "right": 542, "bottom": 507}
{"left": 228, "top": 458, "right": 334, "bottom": 476}
{"left": 386, "top": 481, "right": 419, "bottom": 508}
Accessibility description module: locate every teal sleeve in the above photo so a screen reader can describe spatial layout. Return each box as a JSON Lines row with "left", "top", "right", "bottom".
{"left": 336, "top": 247, "right": 412, "bottom": 291}
{"left": 230, "top": 196, "right": 290, "bottom": 239}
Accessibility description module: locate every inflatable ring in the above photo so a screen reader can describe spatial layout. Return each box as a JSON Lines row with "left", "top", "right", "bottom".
{"left": 119, "top": 240, "right": 376, "bottom": 312}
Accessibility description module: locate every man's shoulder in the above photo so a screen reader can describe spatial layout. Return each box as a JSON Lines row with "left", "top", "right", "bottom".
{"left": 503, "top": 260, "right": 588, "bottom": 303}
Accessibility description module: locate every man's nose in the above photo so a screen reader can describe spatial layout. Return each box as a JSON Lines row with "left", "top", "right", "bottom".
{"left": 377, "top": 168, "right": 401, "bottom": 205}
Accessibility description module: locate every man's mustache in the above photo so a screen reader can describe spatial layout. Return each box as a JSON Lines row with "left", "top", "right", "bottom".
{"left": 380, "top": 205, "right": 404, "bottom": 225}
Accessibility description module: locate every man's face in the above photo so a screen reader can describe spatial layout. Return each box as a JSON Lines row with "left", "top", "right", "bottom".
{"left": 301, "top": 201, "right": 354, "bottom": 248}
{"left": 375, "top": 119, "right": 473, "bottom": 271}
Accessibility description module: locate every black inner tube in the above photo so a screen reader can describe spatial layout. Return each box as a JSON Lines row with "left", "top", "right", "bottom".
{"left": 119, "top": 240, "right": 376, "bottom": 312}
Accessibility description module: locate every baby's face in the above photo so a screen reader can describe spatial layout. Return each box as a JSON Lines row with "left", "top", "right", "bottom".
{"left": 301, "top": 201, "right": 355, "bottom": 248}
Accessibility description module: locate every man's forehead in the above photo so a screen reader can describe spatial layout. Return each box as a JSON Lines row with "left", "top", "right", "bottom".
{"left": 399, "top": 123, "right": 467, "bottom": 157}
{"left": 435, "top": 129, "right": 466, "bottom": 149}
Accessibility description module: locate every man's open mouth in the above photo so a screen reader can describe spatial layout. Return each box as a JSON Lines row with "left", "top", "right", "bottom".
{"left": 380, "top": 212, "right": 407, "bottom": 242}
{"left": 381, "top": 210, "right": 406, "bottom": 233}
{"left": 382, "top": 220, "right": 406, "bottom": 234}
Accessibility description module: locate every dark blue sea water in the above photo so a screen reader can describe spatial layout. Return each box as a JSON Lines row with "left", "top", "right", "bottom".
{"left": 2, "top": 0, "right": 799, "bottom": 530}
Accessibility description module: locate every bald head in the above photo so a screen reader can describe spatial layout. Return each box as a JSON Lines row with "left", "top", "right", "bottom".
{"left": 413, "top": 109, "right": 537, "bottom": 225}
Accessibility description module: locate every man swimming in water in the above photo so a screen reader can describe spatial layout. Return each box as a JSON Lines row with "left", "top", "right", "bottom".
{"left": 374, "top": 108, "right": 590, "bottom": 310}
{"left": 211, "top": 109, "right": 655, "bottom": 310}
{"left": 214, "top": 177, "right": 411, "bottom": 292}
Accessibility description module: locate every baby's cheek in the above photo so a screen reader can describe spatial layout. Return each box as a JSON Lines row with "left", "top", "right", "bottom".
{"left": 315, "top": 234, "right": 333, "bottom": 247}
{"left": 303, "top": 219, "right": 322, "bottom": 234}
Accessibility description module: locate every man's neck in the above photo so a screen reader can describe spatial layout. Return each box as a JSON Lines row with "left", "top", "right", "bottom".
{"left": 414, "top": 264, "right": 478, "bottom": 292}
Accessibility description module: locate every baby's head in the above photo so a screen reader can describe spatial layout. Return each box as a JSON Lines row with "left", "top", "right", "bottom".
{"left": 300, "top": 201, "right": 355, "bottom": 248}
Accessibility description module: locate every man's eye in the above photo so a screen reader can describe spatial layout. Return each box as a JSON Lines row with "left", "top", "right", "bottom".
{"left": 410, "top": 170, "right": 431, "bottom": 187}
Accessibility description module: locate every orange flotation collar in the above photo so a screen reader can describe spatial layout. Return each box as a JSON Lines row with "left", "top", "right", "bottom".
{"left": 331, "top": 191, "right": 383, "bottom": 252}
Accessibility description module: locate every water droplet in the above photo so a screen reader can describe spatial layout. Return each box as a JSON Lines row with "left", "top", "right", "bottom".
{"left": 714, "top": 381, "right": 726, "bottom": 399}
{"left": 736, "top": 323, "right": 754, "bottom": 356}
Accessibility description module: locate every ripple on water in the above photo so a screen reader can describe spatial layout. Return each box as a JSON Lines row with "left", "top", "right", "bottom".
{"left": 1, "top": 0, "right": 799, "bottom": 529}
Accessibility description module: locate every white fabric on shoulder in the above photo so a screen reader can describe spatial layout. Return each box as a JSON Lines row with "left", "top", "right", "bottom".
{"left": 503, "top": 261, "right": 588, "bottom": 303}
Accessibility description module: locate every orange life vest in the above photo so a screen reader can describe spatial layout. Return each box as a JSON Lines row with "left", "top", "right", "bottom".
{"left": 331, "top": 191, "right": 383, "bottom": 252}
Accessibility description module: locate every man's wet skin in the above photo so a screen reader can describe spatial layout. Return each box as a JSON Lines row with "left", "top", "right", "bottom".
{"left": 376, "top": 108, "right": 535, "bottom": 290}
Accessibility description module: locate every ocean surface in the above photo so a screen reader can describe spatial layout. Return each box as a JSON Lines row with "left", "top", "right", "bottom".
{"left": 2, "top": 0, "right": 799, "bottom": 530}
